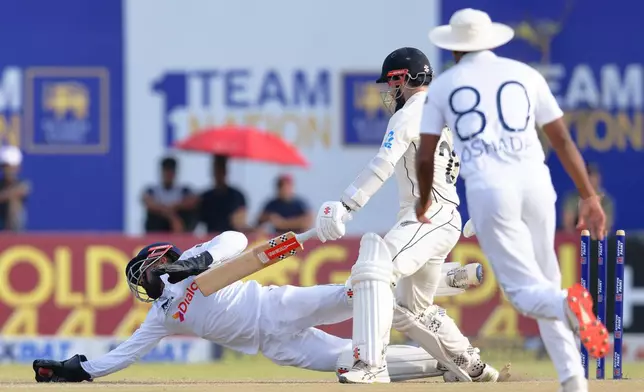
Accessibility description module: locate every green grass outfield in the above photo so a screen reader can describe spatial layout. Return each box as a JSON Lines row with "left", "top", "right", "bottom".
{"left": 1, "top": 354, "right": 643, "bottom": 392}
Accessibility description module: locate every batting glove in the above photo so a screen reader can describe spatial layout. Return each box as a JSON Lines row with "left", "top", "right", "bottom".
{"left": 315, "top": 201, "right": 352, "bottom": 243}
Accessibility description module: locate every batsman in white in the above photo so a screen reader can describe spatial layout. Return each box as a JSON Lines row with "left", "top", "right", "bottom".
{"left": 415, "top": 9, "right": 609, "bottom": 392}
{"left": 316, "top": 47, "right": 504, "bottom": 384}
{"left": 31, "top": 230, "right": 482, "bottom": 383}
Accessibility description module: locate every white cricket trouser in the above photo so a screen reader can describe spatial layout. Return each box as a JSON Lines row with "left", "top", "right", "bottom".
{"left": 386, "top": 203, "right": 462, "bottom": 313}
{"left": 466, "top": 175, "right": 584, "bottom": 383}
{"left": 258, "top": 284, "right": 352, "bottom": 371}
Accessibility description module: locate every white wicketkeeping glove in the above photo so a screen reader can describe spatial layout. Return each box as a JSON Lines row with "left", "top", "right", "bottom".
{"left": 315, "top": 201, "right": 352, "bottom": 243}
{"left": 462, "top": 219, "right": 476, "bottom": 238}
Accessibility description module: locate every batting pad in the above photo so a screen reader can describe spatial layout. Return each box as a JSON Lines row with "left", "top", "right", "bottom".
{"left": 336, "top": 344, "right": 443, "bottom": 381}
{"left": 393, "top": 304, "right": 472, "bottom": 381}
{"left": 386, "top": 345, "right": 444, "bottom": 381}
{"left": 350, "top": 233, "right": 394, "bottom": 368}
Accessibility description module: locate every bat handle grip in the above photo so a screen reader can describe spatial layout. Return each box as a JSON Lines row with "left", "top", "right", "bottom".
{"left": 296, "top": 228, "right": 318, "bottom": 243}
{"left": 296, "top": 211, "right": 352, "bottom": 243}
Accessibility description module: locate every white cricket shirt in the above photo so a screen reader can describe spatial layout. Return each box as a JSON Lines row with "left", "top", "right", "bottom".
{"left": 81, "top": 231, "right": 263, "bottom": 378}
{"left": 420, "top": 50, "right": 564, "bottom": 189}
{"left": 373, "top": 91, "right": 460, "bottom": 209}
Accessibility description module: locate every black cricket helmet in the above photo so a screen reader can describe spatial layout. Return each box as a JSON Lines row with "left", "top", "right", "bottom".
{"left": 376, "top": 47, "right": 433, "bottom": 113}
{"left": 126, "top": 242, "right": 182, "bottom": 302}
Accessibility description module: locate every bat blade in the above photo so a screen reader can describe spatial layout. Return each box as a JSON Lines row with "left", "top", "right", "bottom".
{"left": 195, "top": 231, "right": 303, "bottom": 296}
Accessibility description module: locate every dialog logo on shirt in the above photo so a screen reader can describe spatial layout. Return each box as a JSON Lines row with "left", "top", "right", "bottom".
{"left": 160, "top": 297, "right": 174, "bottom": 315}
{"left": 172, "top": 281, "right": 199, "bottom": 322}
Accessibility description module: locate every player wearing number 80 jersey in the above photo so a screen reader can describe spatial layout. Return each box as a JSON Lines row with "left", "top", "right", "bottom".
{"left": 421, "top": 31, "right": 557, "bottom": 188}
{"left": 416, "top": 8, "right": 609, "bottom": 392}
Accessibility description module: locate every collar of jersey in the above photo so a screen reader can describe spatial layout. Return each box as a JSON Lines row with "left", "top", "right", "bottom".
{"left": 459, "top": 50, "right": 497, "bottom": 64}
{"left": 403, "top": 90, "right": 427, "bottom": 108}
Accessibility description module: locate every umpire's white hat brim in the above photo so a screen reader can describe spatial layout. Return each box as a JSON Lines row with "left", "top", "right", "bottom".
{"left": 429, "top": 9, "right": 514, "bottom": 52}
{"left": 429, "top": 22, "right": 514, "bottom": 52}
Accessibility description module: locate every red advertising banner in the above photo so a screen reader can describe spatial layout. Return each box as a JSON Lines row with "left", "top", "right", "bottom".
{"left": 0, "top": 233, "right": 582, "bottom": 338}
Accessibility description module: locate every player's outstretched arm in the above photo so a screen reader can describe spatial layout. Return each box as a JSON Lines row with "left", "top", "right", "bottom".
{"left": 542, "top": 119, "right": 595, "bottom": 200}
{"left": 180, "top": 231, "right": 248, "bottom": 262}
{"left": 154, "top": 231, "right": 248, "bottom": 283}
{"left": 534, "top": 71, "right": 606, "bottom": 240}
{"left": 33, "top": 313, "right": 169, "bottom": 382}
{"left": 541, "top": 119, "right": 606, "bottom": 239}
{"left": 315, "top": 117, "right": 414, "bottom": 243}
{"left": 340, "top": 118, "right": 413, "bottom": 213}
{"left": 33, "top": 354, "right": 92, "bottom": 382}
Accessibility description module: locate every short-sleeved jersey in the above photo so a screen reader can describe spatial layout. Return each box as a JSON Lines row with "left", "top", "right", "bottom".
{"left": 420, "top": 50, "right": 563, "bottom": 189}
{"left": 378, "top": 91, "right": 460, "bottom": 209}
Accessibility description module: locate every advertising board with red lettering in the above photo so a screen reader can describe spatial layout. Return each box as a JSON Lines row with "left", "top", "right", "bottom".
{"left": 3, "top": 232, "right": 637, "bottom": 339}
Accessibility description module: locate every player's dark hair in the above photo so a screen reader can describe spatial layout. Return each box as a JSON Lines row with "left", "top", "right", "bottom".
{"left": 213, "top": 155, "right": 228, "bottom": 171}
{"left": 161, "top": 157, "right": 177, "bottom": 171}
{"left": 276, "top": 174, "right": 292, "bottom": 189}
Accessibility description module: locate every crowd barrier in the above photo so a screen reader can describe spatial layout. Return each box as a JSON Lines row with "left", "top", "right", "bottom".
{"left": 0, "top": 232, "right": 642, "bottom": 363}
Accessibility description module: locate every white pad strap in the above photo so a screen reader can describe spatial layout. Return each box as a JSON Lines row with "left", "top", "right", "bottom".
{"left": 344, "top": 278, "right": 354, "bottom": 306}
{"left": 346, "top": 262, "right": 480, "bottom": 303}
{"left": 392, "top": 304, "right": 472, "bottom": 381}
{"left": 336, "top": 345, "right": 444, "bottom": 382}
{"left": 351, "top": 233, "right": 394, "bottom": 368}
{"left": 341, "top": 156, "right": 394, "bottom": 212}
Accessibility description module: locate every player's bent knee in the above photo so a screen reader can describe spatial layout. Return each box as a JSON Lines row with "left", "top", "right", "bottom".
{"left": 392, "top": 303, "right": 428, "bottom": 332}
{"left": 351, "top": 233, "right": 394, "bottom": 286}
{"left": 502, "top": 288, "right": 538, "bottom": 316}
{"left": 351, "top": 263, "right": 393, "bottom": 286}
{"left": 356, "top": 233, "right": 392, "bottom": 264}
{"left": 391, "top": 303, "right": 473, "bottom": 381}
{"left": 392, "top": 304, "right": 455, "bottom": 339}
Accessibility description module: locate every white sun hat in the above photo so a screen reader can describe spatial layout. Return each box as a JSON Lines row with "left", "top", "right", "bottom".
{"left": 0, "top": 145, "right": 23, "bottom": 166}
{"left": 429, "top": 8, "right": 514, "bottom": 52}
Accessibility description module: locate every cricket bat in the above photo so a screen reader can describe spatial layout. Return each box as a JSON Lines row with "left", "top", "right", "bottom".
{"left": 195, "top": 228, "right": 318, "bottom": 296}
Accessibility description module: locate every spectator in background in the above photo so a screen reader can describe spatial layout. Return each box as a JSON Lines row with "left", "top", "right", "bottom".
{"left": 0, "top": 146, "right": 30, "bottom": 231}
{"left": 199, "top": 155, "right": 248, "bottom": 233}
{"left": 143, "top": 157, "right": 198, "bottom": 233}
{"left": 257, "top": 174, "right": 312, "bottom": 233}
{"left": 561, "top": 163, "right": 615, "bottom": 233}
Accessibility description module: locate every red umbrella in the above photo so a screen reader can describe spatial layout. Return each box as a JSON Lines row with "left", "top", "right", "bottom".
{"left": 174, "top": 126, "right": 308, "bottom": 167}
